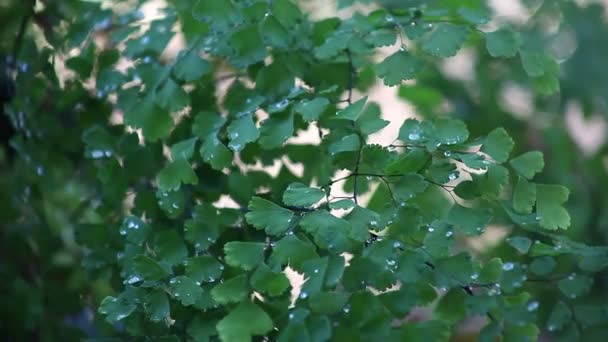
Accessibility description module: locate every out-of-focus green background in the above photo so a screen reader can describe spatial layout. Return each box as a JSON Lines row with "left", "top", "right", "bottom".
{"left": 1, "top": 0, "right": 607, "bottom": 339}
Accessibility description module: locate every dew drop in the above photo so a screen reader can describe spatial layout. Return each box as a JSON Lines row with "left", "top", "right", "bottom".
{"left": 299, "top": 291, "right": 308, "bottom": 299}
{"left": 408, "top": 132, "right": 420, "bottom": 141}
{"left": 445, "top": 231, "right": 453, "bottom": 238}
{"left": 502, "top": 262, "right": 515, "bottom": 271}
{"left": 527, "top": 301, "right": 539, "bottom": 312}
{"left": 141, "top": 35, "right": 150, "bottom": 45}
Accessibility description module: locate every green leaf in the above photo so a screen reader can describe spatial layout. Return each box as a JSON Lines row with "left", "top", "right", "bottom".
{"left": 447, "top": 204, "right": 493, "bottom": 235}
{"left": 510, "top": 151, "right": 544, "bottom": 179}
{"left": 506, "top": 236, "right": 532, "bottom": 254}
{"left": 328, "top": 134, "right": 361, "bottom": 155}
{"left": 173, "top": 49, "right": 211, "bottom": 82}
{"left": 229, "top": 25, "right": 267, "bottom": 67}
{"left": 435, "top": 288, "right": 467, "bottom": 323}
{"left": 398, "top": 119, "right": 434, "bottom": 143}
{"left": 154, "top": 230, "right": 188, "bottom": 266}
{"left": 171, "top": 137, "right": 197, "bottom": 160}
{"left": 385, "top": 148, "right": 430, "bottom": 174}
{"left": 119, "top": 216, "right": 151, "bottom": 246}
{"left": 200, "top": 136, "right": 233, "bottom": 170}
{"left": 145, "top": 290, "right": 170, "bottom": 322}
{"left": 211, "top": 274, "right": 249, "bottom": 304}
{"left": 394, "top": 174, "right": 428, "bottom": 202}
{"left": 435, "top": 118, "right": 469, "bottom": 145}
{"left": 519, "top": 51, "right": 548, "bottom": 77}
{"left": 536, "top": 184, "right": 570, "bottom": 230}
{"left": 170, "top": 276, "right": 203, "bottom": 306}
{"left": 192, "top": 0, "right": 243, "bottom": 31}
{"left": 513, "top": 177, "right": 536, "bottom": 214}
{"left": 546, "top": 301, "right": 572, "bottom": 332}
{"left": 481, "top": 127, "right": 514, "bottom": 162}
{"left": 217, "top": 301, "right": 273, "bottom": 342}
{"left": 124, "top": 95, "right": 173, "bottom": 141}
{"left": 268, "top": 235, "right": 319, "bottom": 269}
{"left": 376, "top": 50, "right": 423, "bottom": 86}
{"left": 335, "top": 96, "right": 367, "bottom": 121}
{"left": 356, "top": 102, "right": 390, "bottom": 136}
{"left": 485, "top": 28, "right": 521, "bottom": 58}
{"left": 156, "top": 159, "right": 198, "bottom": 192}
{"left": 250, "top": 263, "right": 291, "bottom": 296}
{"left": 245, "top": 197, "right": 295, "bottom": 235}
{"left": 224, "top": 241, "right": 266, "bottom": 271}
{"left": 156, "top": 190, "right": 186, "bottom": 219}
{"left": 308, "top": 291, "right": 349, "bottom": 314}
{"left": 188, "top": 316, "right": 218, "bottom": 341}
{"left": 227, "top": 114, "right": 259, "bottom": 152}
{"left": 131, "top": 255, "right": 170, "bottom": 283}
{"left": 458, "top": 7, "right": 490, "bottom": 24}
{"left": 261, "top": 16, "right": 290, "bottom": 48}
{"left": 156, "top": 79, "right": 190, "bottom": 112}
{"left": 259, "top": 112, "right": 294, "bottom": 149}
{"left": 283, "top": 183, "right": 325, "bottom": 207}
{"left": 185, "top": 256, "right": 224, "bottom": 284}
{"left": 558, "top": 273, "right": 592, "bottom": 299}
{"left": 299, "top": 211, "right": 355, "bottom": 253}
{"left": 98, "top": 295, "right": 137, "bottom": 323}
{"left": 192, "top": 112, "right": 226, "bottom": 139}
{"left": 294, "top": 97, "right": 330, "bottom": 122}
{"left": 422, "top": 23, "right": 469, "bottom": 57}
{"left": 473, "top": 164, "right": 509, "bottom": 199}
{"left": 329, "top": 199, "right": 355, "bottom": 209}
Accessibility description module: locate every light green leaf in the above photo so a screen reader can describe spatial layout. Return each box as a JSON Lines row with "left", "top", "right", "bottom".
{"left": 394, "top": 174, "right": 428, "bottom": 202}
{"left": 308, "top": 291, "right": 349, "bottom": 315}
{"left": 283, "top": 183, "right": 325, "bottom": 207}
{"left": 536, "top": 184, "right": 570, "bottom": 230}
{"left": 145, "top": 290, "right": 170, "bottom": 322}
{"left": 227, "top": 114, "right": 259, "bottom": 152}
{"left": 335, "top": 96, "right": 367, "bottom": 121}
{"left": 398, "top": 119, "right": 434, "bottom": 143}
{"left": 481, "top": 127, "right": 514, "bottom": 162}
{"left": 299, "top": 211, "right": 355, "bottom": 253}
{"left": 513, "top": 177, "right": 536, "bottom": 213}
{"left": 294, "top": 97, "right": 330, "bottom": 122}
{"left": 224, "top": 241, "right": 266, "bottom": 271}
{"left": 217, "top": 301, "right": 273, "bottom": 342}
{"left": 485, "top": 28, "right": 521, "bottom": 58}
{"left": 510, "top": 151, "right": 544, "bottom": 179}
{"left": 422, "top": 23, "right": 469, "bottom": 57}
{"left": 245, "top": 197, "right": 295, "bottom": 235}
{"left": 261, "top": 16, "right": 290, "bottom": 48}
{"left": 356, "top": 102, "right": 389, "bottom": 136}
{"left": 173, "top": 49, "right": 211, "bottom": 82}
{"left": 211, "top": 274, "right": 249, "bottom": 304}
{"left": 376, "top": 50, "right": 423, "bottom": 86}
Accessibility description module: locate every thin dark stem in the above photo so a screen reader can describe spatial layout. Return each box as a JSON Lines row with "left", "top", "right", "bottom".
{"left": 352, "top": 148, "right": 362, "bottom": 205}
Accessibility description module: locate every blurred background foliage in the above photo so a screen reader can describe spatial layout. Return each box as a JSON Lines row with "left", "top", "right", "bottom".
{"left": 0, "top": 0, "right": 607, "bottom": 339}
